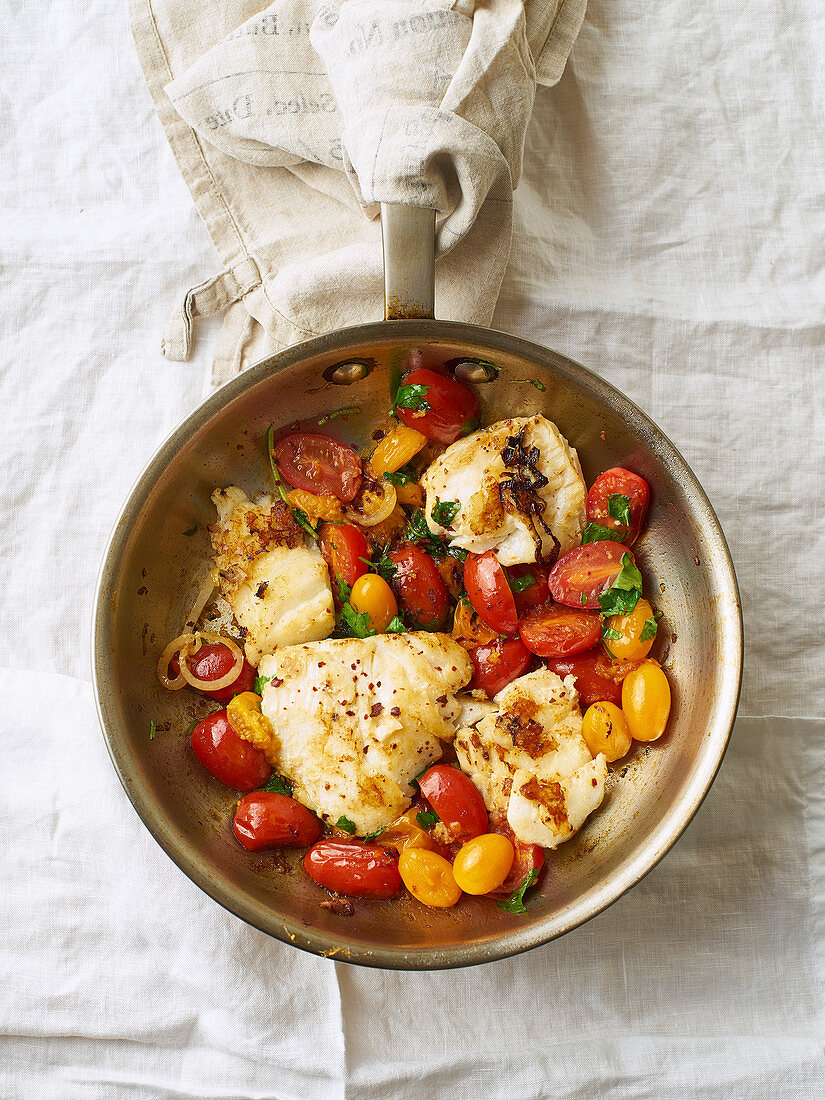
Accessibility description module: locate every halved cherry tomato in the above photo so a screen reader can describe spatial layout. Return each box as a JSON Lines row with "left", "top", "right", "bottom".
{"left": 548, "top": 542, "right": 632, "bottom": 609}
{"left": 508, "top": 564, "right": 550, "bottom": 616}
{"left": 486, "top": 815, "right": 544, "bottom": 898}
{"left": 273, "top": 433, "right": 362, "bottom": 502}
{"left": 417, "top": 764, "right": 488, "bottom": 842}
{"left": 519, "top": 601, "right": 601, "bottom": 657}
{"left": 396, "top": 368, "right": 479, "bottom": 444}
{"left": 388, "top": 543, "right": 448, "bottom": 628}
{"left": 319, "top": 522, "right": 369, "bottom": 589}
{"left": 232, "top": 792, "right": 322, "bottom": 851}
{"left": 587, "top": 468, "right": 650, "bottom": 546}
{"left": 304, "top": 840, "right": 402, "bottom": 898}
{"left": 465, "top": 551, "right": 518, "bottom": 634}
{"left": 471, "top": 638, "right": 532, "bottom": 698}
{"left": 546, "top": 652, "right": 623, "bottom": 708}
{"left": 190, "top": 710, "right": 272, "bottom": 791}
{"left": 170, "top": 644, "right": 256, "bottom": 703}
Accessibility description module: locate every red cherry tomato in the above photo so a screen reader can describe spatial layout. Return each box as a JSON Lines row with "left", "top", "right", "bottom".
{"left": 396, "top": 368, "right": 480, "bottom": 444}
{"left": 171, "top": 644, "right": 256, "bottom": 704}
{"left": 587, "top": 468, "right": 650, "bottom": 545}
{"left": 547, "top": 542, "right": 633, "bottom": 609}
{"left": 507, "top": 564, "right": 550, "bottom": 616}
{"left": 319, "top": 522, "right": 369, "bottom": 589}
{"left": 232, "top": 792, "right": 322, "bottom": 851}
{"left": 486, "top": 815, "right": 544, "bottom": 898}
{"left": 304, "top": 840, "right": 402, "bottom": 899}
{"left": 273, "top": 432, "right": 362, "bottom": 502}
{"left": 519, "top": 602, "right": 601, "bottom": 658}
{"left": 417, "top": 764, "right": 488, "bottom": 842}
{"left": 465, "top": 551, "right": 518, "bottom": 635}
{"left": 471, "top": 638, "right": 532, "bottom": 698}
{"left": 545, "top": 652, "right": 623, "bottom": 708}
{"left": 388, "top": 543, "right": 449, "bottom": 628}
{"left": 190, "top": 710, "right": 272, "bottom": 791}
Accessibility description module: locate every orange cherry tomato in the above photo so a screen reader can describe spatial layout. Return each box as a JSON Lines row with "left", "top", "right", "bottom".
{"left": 452, "top": 833, "right": 514, "bottom": 894}
{"left": 398, "top": 849, "right": 462, "bottom": 907}
{"left": 604, "top": 598, "right": 656, "bottom": 661}
{"left": 581, "top": 702, "right": 632, "bottom": 762}
{"left": 622, "top": 661, "right": 671, "bottom": 742}
{"left": 486, "top": 815, "right": 544, "bottom": 898}
{"left": 349, "top": 573, "right": 398, "bottom": 633}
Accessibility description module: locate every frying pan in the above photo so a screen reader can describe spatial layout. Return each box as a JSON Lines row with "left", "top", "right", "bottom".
{"left": 92, "top": 205, "right": 742, "bottom": 968}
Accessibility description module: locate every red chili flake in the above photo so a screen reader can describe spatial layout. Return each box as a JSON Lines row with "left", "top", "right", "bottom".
{"left": 390, "top": 706, "right": 401, "bottom": 717}
{"left": 370, "top": 703, "right": 384, "bottom": 717}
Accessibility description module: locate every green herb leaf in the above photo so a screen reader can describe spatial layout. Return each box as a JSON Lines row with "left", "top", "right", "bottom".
{"left": 336, "top": 816, "right": 357, "bottom": 835}
{"left": 416, "top": 809, "right": 440, "bottom": 829}
{"left": 608, "top": 494, "right": 631, "bottom": 530}
{"left": 337, "top": 576, "right": 351, "bottom": 603}
{"left": 261, "top": 773, "right": 293, "bottom": 796}
{"left": 581, "top": 522, "right": 615, "bottom": 545}
{"left": 477, "top": 360, "right": 501, "bottom": 377}
{"left": 446, "top": 545, "right": 469, "bottom": 563}
{"left": 254, "top": 675, "right": 271, "bottom": 695}
{"left": 385, "top": 615, "right": 408, "bottom": 634}
{"left": 317, "top": 406, "right": 359, "bottom": 426}
{"left": 149, "top": 720, "right": 156, "bottom": 741}
{"left": 341, "top": 601, "right": 375, "bottom": 639}
{"left": 392, "top": 383, "right": 430, "bottom": 414}
{"left": 639, "top": 616, "right": 658, "bottom": 642}
{"left": 602, "top": 625, "right": 622, "bottom": 641}
{"left": 514, "top": 378, "right": 547, "bottom": 392}
{"left": 371, "top": 548, "right": 397, "bottom": 584}
{"left": 597, "top": 553, "right": 643, "bottom": 617}
{"left": 509, "top": 572, "right": 535, "bottom": 594}
{"left": 431, "top": 498, "right": 460, "bottom": 527}
{"left": 580, "top": 592, "right": 588, "bottom": 606}
{"left": 362, "top": 828, "right": 385, "bottom": 841}
{"left": 382, "top": 467, "right": 414, "bottom": 486}
{"left": 496, "top": 868, "right": 540, "bottom": 914}
{"left": 182, "top": 525, "right": 198, "bottom": 537}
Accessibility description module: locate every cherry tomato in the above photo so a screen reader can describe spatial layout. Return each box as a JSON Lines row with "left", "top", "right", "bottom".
{"left": 471, "top": 638, "right": 532, "bottom": 698}
{"left": 486, "top": 815, "right": 544, "bottom": 898}
{"left": 508, "top": 564, "right": 550, "bottom": 616}
{"left": 303, "top": 840, "right": 402, "bottom": 899}
{"left": 465, "top": 551, "right": 518, "bottom": 634}
{"left": 519, "top": 602, "right": 601, "bottom": 657}
{"left": 273, "top": 433, "right": 362, "bottom": 502}
{"left": 190, "top": 710, "right": 272, "bottom": 791}
{"left": 546, "top": 652, "right": 623, "bottom": 708}
{"left": 603, "top": 597, "right": 656, "bottom": 661}
{"left": 396, "top": 368, "right": 480, "bottom": 444}
{"left": 452, "top": 833, "right": 514, "bottom": 895}
{"left": 548, "top": 542, "right": 632, "bottom": 609}
{"left": 581, "top": 701, "right": 632, "bottom": 762}
{"left": 398, "top": 849, "right": 462, "bottom": 908}
{"left": 622, "top": 661, "right": 671, "bottom": 742}
{"left": 587, "top": 468, "right": 650, "bottom": 545}
{"left": 417, "top": 764, "right": 488, "bottom": 842}
{"left": 349, "top": 573, "right": 398, "bottom": 632}
{"left": 170, "top": 644, "right": 256, "bottom": 703}
{"left": 232, "top": 792, "right": 322, "bottom": 851}
{"left": 388, "top": 543, "right": 448, "bottom": 628}
{"left": 319, "top": 522, "right": 369, "bottom": 589}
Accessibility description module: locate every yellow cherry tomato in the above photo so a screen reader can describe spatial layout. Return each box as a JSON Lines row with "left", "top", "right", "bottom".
{"left": 379, "top": 809, "right": 436, "bottom": 852}
{"left": 452, "top": 833, "right": 514, "bottom": 895}
{"left": 622, "top": 661, "right": 671, "bottom": 742}
{"left": 604, "top": 598, "right": 656, "bottom": 661}
{"left": 398, "top": 849, "right": 462, "bottom": 908}
{"left": 581, "top": 701, "right": 632, "bottom": 762}
{"left": 349, "top": 573, "right": 398, "bottom": 633}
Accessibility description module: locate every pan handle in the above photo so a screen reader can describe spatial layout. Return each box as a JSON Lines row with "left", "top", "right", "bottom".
{"left": 380, "top": 203, "right": 435, "bottom": 321}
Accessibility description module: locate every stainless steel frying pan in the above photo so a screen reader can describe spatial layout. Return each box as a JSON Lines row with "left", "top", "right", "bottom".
{"left": 92, "top": 205, "right": 742, "bottom": 968}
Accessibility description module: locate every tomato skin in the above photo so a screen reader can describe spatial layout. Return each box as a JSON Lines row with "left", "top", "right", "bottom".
{"left": 232, "top": 792, "right": 322, "bottom": 851}
{"left": 190, "top": 710, "right": 272, "bottom": 791}
{"left": 587, "top": 468, "right": 650, "bottom": 545}
{"left": 396, "top": 368, "right": 480, "bottom": 444}
{"left": 471, "top": 638, "right": 532, "bottom": 698}
{"left": 349, "top": 573, "right": 398, "bottom": 633}
{"left": 388, "top": 543, "right": 448, "bottom": 628}
{"left": 452, "top": 833, "right": 514, "bottom": 895}
{"left": 519, "top": 602, "right": 602, "bottom": 658}
{"left": 545, "top": 652, "right": 623, "bottom": 708}
{"left": 398, "top": 849, "right": 462, "bottom": 908}
{"left": 273, "top": 433, "right": 362, "bottom": 502}
{"left": 486, "top": 816, "right": 544, "bottom": 898}
{"left": 465, "top": 551, "right": 518, "bottom": 634}
{"left": 303, "top": 840, "right": 402, "bottom": 899}
{"left": 319, "top": 522, "right": 369, "bottom": 589}
{"left": 171, "top": 644, "right": 256, "bottom": 703}
{"left": 417, "top": 764, "right": 488, "bottom": 842}
{"left": 548, "top": 542, "right": 632, "bottom": 609}
{"left": 508, "top": 564, "right": 550, "bottom": 616}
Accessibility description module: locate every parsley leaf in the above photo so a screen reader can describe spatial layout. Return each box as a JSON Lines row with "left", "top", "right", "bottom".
{"left": 509, "top": 572, "right": 535, "bottom": 594}
{"left": 182, "top": 525, "right": 198, "bottom": 537}
{"left": 581, "top": 522, "right": 615, "bottom": 545}
{"left": 317, "top": 406, "right": 359, "bottom": 425}
{"left": 261, "top": 773, "right": 293, "bottom": 796}
{"left": 149, "top": 720, "right": 156, "bottom": 741}
{"left": 341, "top": 601, "right": 375, "bottom": 639}
{"left": 404, "top": 509, "right": 449, "bottom": 556}
{"left": 496, "top": 868, "right": 540, "bottom": 914}
{"left": 336, "top": 816, "right": 357, "bottom": 835}
{"left": 597, "top": 553, "right": 643, "bottom": 617}
{"left": 639, "top": 616, "right": 658, "bottom": 642}
{"left": 382, "top": 467, "right": 414, "bottom": 486}
{"left": 264, "top": 424, "right": 318, "bottom": 540}
{"left": 608, "top": 494, "right": 631, "bottom": 530}
{"left": 254, "top": 675, "right": 271, "bottom": 695}
{"left": 602, "top": 625, "right": 622, "bottom": 641}
{"left": 337, "top": 576, "right": 351, "bottom": 603}
{"left": 580, "top": 592, "right": 588, "bottom": 606}
{"left": 370, "top": 548, "right": 397, "bottom": 584}
{"left": 514, "top": 378, "right": 547, "bottom": 392}
{"left": 431, "top": 498, "right": 460, "bottom": 527}
{"left": 392, "top": 383, "right": 430, "bottom": 414}
{"left": 385, "top": 615, "right": 408, "bottom": 633}
{"left": 362, "top": 828, "right": 385, "bottom": 841}
{"left": 477, "top": 359, "right": 501, "bottom": 377}
{"left": 416, "top": 809, "right": 439, "bottom": 828}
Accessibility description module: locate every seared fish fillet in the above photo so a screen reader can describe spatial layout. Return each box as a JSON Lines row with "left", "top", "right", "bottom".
{"left": 454, "top": 668, "right": 606, "bottom": 849}
{"left": 421, "top": 415, "right": 586, "bottom": 565}
{"left": 210, "top": 486, "right": 335, "bottom": 664}
{"left": 257, "top": 633, "right": 473, "bottom": 835}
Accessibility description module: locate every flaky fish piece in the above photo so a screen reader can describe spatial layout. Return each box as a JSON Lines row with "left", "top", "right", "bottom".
{"left": 257, "top": 633, "right": 473, "bottom": 835}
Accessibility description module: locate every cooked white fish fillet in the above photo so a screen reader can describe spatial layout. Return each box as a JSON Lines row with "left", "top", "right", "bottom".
{"left": 257, "top": 633, "right": 473, "bottom": 835}
{"left": 209, "top": 486, "right": 334, "bottom": 664}
{"left": 454, "top": 668, "right": 606, "bottom": 849}
{"left": 421, "top": 415, "right": 586, "bottom": 565}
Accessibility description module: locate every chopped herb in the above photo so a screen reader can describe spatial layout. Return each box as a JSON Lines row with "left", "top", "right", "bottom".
{"left": 404, "top": 509, "right": 448, "bottom": 555}
{"left": 341, "top": 601, "right": 375, "bottom": 639}
{"left": 477, "top": 360, "right": 501, "bottom": 377}
{"left": 337, "top": 576, "right": 351, "bottom": 602}
{"left": 446, "top": 545, "right": 469, "bottom": 563}
{"left": 261, "top": 773, "right": 293, "bottom": 796}
{"left": 514, "top": 378, "right": 547, "bottom": 393}
{"left": 336, "top": 816, "right": 357, "bottom": 835}
{"left": 317, "top": 406, "right": 359, "bottom": 425}
{"left": 431, "top": 498, "right": 461, "bottom": 527}
{"left": 385, "top": 615, "right": 408, "bottom": 633}
{"left": 509, "top": 572, "right": 535, "bottom": 594}
{"left": 254, "top": 675, "right": 271, "bottom": 695}
{"left": 597, "top": 553, "right": 643, "bottom": 617}
{"left": 362, "top": 828, "right": 385, "bottom": 841}
{"left": 371, "top": 548, "right": 397, "bottom": 584}
{"left": 382, "top": 467, "right": 414, "bottom": 486}
{"left": 602, "top": 625, "right": 622, "bottom": 641}
{"left": 496, "top": 868, "right": 540, "bottom": 914}
{"left": 581, "top": 522, "right": 615, "bottom": 545}
{"left": 639, "top": 616, "right": 658, "bottom": 642}
{"left": 580, "top": 592, "right": 588, "bottom": 606}
{"left": 608, "top": 494, "right": 631, "bottom": 530}
{"left": 458, "top": 416, "right": 480, "bottom": 437}
{"left": 416, "top": 809, "right": 439, "bottom": 829}
{"left": 182, "top": 525, "right": 198, "bottom": 537}
{"left": 148, "top": 720, "right": 156, "bottom": 741}
{"left": 264, "top": 423, "right": 318, "bottom": 540}
{"left": 392, "top": 383, "right": 430, "bottom": 414}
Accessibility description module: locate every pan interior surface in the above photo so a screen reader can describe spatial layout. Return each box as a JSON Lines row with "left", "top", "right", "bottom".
{"left": 93, "top": 321, "right": 742, "bottom": 969}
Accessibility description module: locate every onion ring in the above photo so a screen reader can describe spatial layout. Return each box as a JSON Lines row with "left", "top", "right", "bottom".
{"left": 346, "top": 480, "right": 397, "bottom": 528}
{"left": 157, "top": 630, "right": 244, "bottom": 693}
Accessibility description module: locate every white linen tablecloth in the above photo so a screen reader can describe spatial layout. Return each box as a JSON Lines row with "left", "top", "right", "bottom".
{"left": 2, "top": 1, "right": 824, "bottom": 1097}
